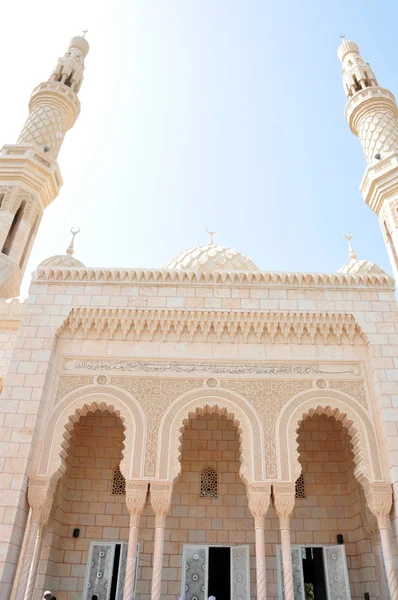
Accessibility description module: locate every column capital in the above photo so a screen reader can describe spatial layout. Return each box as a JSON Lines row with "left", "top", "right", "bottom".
{"left": 363, "top": 482, "right": 393, "bottom": 528}
{"left": 150, "top": 482, "right": 173, "bottom": 527}
{"left": 247, "top": 483, "right": 271, "bottom": 527}
{"left": 27, "top": 476, "right": 57, "bottom": 526}
{"left": 273, "top": 483, "right": 295, "bottom": 526}
{"left": 126, "top": 480, "right": 148, "bottom": 526}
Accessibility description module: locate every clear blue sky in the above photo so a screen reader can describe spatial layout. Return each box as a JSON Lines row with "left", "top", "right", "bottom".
{"left": 1, "top": 1, "right": 396, "bottom": 295}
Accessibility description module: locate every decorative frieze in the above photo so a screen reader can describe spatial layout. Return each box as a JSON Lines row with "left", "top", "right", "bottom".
{"left": 62, "top": 307, "right": 366, "bottom": 345}
{"left": 33, "top": 265, "right": 394, "bottom": 288}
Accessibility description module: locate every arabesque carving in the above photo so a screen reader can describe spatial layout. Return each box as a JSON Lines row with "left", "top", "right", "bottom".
{"left": 55, "top": 375, "right": 94, "bottom": 404}
{"left": 27, "top": 477, "right": 57, "bottom": 525}
{"left": 60, "top": 307, "right": 366, "bottom": 344}
{"left": 223, "top": 380, "right": 313, "bottom": 478}
{"left": 329, "top": 380, "right": 368, "bottom": 408}
{"left": 111, "top": 377, "right": 202, "bottom": 476}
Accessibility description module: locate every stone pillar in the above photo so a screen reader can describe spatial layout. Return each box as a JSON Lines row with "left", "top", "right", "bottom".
{"left": 362, "top": 503, "right": 390, "bottom": 599}
{"left": 364, "top": 482, "right": 398, "bottom": 600}
{"left": 273, "top": 483, "right": 295, "bottom": 600}
{"left": 123, "top": 480, "right": 148, "bottom": 600}
{"left": 16, "top": 478, "right": 56, "bottom": 600}
{"left": 150, "top": 482, "right": 172, "bottom": 600}
{"left": 247, "top": 483, "right": 271, "bottom": 600}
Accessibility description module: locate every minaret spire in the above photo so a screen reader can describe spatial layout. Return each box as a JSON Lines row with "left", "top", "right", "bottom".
{"left": 339, "top": 39, "right": 398, "bottom": 282}
{"left": 0, "top": 35, "right": 89, "bottom": 298}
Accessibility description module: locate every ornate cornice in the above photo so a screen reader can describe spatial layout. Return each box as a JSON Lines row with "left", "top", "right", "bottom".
{"left": 32, "top": 266, "right": 394, "bottom": 289}
{"left": 61, "top": 307, "right": 366, "bottom": 345}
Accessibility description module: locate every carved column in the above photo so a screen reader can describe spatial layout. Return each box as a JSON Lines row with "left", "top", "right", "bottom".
{"left": 247, "top": 483, "right": 271, "bottom": 600}
{"left": 18, "top": 477, "right": 56, "bottom": 600}
{"left": 364, "top": 482, "right": 398, "bottom": 600}
{"left": 150, "top": 482, "right": 172, "bottom": 600}
{"left": 273, "top": 483, "right": 295, "bottom": 600}
{"left": 123, "top": 480, "right": 148, "bottom": 600}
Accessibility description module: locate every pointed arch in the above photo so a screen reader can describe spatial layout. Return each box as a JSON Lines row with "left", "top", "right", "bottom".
{"left": 156, "top": 388, "right": 265, "bottom": 482}
{"left": 276, "top": 388, "right": 384, "bottom": 484}
{"left": 37, "top": 385, "right": 146, "bottom": 480}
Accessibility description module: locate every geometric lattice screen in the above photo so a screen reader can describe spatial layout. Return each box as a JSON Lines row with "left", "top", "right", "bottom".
{"left": 295, "top": 472, "right": 306, "bottom": 499}
{"left": 200, "top": 466, "right": 218, "bottom": 498}
{"left": 111, "top": 464, "right": 126, "bottom": 495}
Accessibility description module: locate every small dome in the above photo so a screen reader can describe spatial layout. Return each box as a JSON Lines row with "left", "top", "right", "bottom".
{"left": 37, "top": 254, "right": 85, "bottom": 269}
{"left": 338, "top": 258, "right": 386, "bottom": 275}
{"left": 165, "top": 244, "right": 259, "bottom": 272}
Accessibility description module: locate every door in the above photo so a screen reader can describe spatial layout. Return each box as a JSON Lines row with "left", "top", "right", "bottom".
{"left": 115, "top": 542, "right": 127, "bottom": 600}
{"left": 231, "top": 545, "right": 250, "bottom": 600}
{"left": 181, "top": 545, "right": 209, "bottom": 600}
{"left": 277, "top": 546, "right": 305, "bottom": 600}
{"left": 323, "top": 545, "right": 351, "bottom": 600}
{"left": 83, "top": 542, "right": 116, "bottom": 600}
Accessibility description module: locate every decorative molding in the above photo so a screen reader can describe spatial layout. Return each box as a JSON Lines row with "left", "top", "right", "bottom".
{"left": 33, "top": 265, "right": 394, "bottom": 288}
{"left": 27, "top": 477, "right": 57, "bottom": 525}
{"left": 66, "top": 357, "right": 362, "bottom": 377}
{"left": 273, "top": 482, "right": 296, "bottom": 525}
{"left": 61, "top": 307, "right": 367, "bottom": 345}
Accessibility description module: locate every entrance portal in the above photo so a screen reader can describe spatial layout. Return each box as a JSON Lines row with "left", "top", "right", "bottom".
{"left": 182, "top": 544, "right": 250, "bottom": 600}
{"left": 277, "top": 545, "right": 351, "bottom": 600}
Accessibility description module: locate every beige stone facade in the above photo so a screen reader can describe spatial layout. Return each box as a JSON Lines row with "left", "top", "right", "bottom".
{"left": 0, "top": 34, "right": 397, "bottom": 600}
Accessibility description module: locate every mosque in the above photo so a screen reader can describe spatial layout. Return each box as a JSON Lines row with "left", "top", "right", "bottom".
{"left": 0, "top": 32, "right": 397, "bottom": 600}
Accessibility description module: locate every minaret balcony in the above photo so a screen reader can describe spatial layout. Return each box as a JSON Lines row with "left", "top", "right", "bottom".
{"left": 0, "top": 145, "right": 63, "bottom": 208}
{"left": 360, "top": 151, "right": 398, "bottom": 214}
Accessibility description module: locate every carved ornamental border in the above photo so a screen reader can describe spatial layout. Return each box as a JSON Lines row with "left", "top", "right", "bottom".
{"left": 59, "top": 307, "right": 367, "bottom": 345}
{"left": 33, "top": 266, "right": 394, "bottom": 288}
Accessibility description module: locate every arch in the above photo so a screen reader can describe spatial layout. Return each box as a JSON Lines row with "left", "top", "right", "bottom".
{"left": 37, "top": 385, "right": 146, "bottom": 480}
{"left": 276, "top": 389, "right": 384, "bottom": 484}
{"left": 156, "top": 388, "right": 265, "bottom": 482}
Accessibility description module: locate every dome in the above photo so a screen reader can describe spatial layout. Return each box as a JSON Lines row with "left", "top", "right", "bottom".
{"left": 37, "top": 254, "right": 85, "bottom": 269}
{"left": 338, "top": 258, "right": 386, "bottom": 275}
{"left": 165, "top": 243, "right": 259, "bottom": 272}
{"left": 37, "top": 227, "right": 84, "bottom": 269}
{"left": 338, "top": 234, "right": 386, "bottom": 275}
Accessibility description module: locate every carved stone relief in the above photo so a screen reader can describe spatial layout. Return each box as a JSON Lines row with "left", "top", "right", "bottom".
{"left": 110, "top": 377, "right": 203, "bottom": 476}
{"left": 329, "top": 380, "right": 368, "bottom": 408}
{"left": 55, "top": 375, "right": 94, "bottom": 404}
{"left": 221, "top": 379, "right": 313, "bottom": 478}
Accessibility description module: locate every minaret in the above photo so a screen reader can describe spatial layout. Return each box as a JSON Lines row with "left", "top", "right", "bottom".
{"left": 0, "top": 35, "right": 89, "bottom": 298}
{"left": 338, "top": 38, "right": 398, "bottom": 282}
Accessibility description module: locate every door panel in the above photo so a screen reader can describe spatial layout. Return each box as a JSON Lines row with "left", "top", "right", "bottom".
{"left": 182, "top": 545, "right": 209, "bottom": 600}
{"left": 84, "top": 543, "right": 116, "bottom": 600}
{"left": 277, "top": 546, "right": 305, "bottom": 600}
{"left": 231, "top": 545, "right": 250, "bottom": 600}
{"left": 323, "top": 545, "right": 351, "bottom": 600}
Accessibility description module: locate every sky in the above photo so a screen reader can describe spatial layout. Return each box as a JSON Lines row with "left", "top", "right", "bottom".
{"left": 1, "top": 0, "right": 396, "bottom": 296}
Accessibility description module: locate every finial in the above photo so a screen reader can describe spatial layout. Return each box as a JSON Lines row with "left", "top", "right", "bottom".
{"left": 66, "top": 227, "right": 80, "bottom": 256}
{"left": 340, "top": 34, "right": 345, "bottom": 40}
{"left": 206, "top": 227, "right": 217, "bottom": 245}
{"left": 82, "top": 29, "right": 88, "bottom": 38}
{"left": 343, "top": 232, "right": 357, "bottom": 261}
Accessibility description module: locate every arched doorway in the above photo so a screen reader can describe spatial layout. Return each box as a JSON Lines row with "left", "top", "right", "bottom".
{"left": 37, "top": 408, "right": 130, "bottom": 599}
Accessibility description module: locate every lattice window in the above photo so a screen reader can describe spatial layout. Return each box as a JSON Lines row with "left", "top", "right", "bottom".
{"left": 295, "top": 472, "right": 306, "bottom": 499}
{"left": 200, "top": 466, "right": 218, "bottom": 498}
{"left": 111, "top": 465, "right": 126, "bottom": 495}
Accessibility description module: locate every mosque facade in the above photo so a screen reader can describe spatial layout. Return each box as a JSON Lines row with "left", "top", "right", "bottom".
{"left": 0, "top": 34, "right": 397, "bottom": 600}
